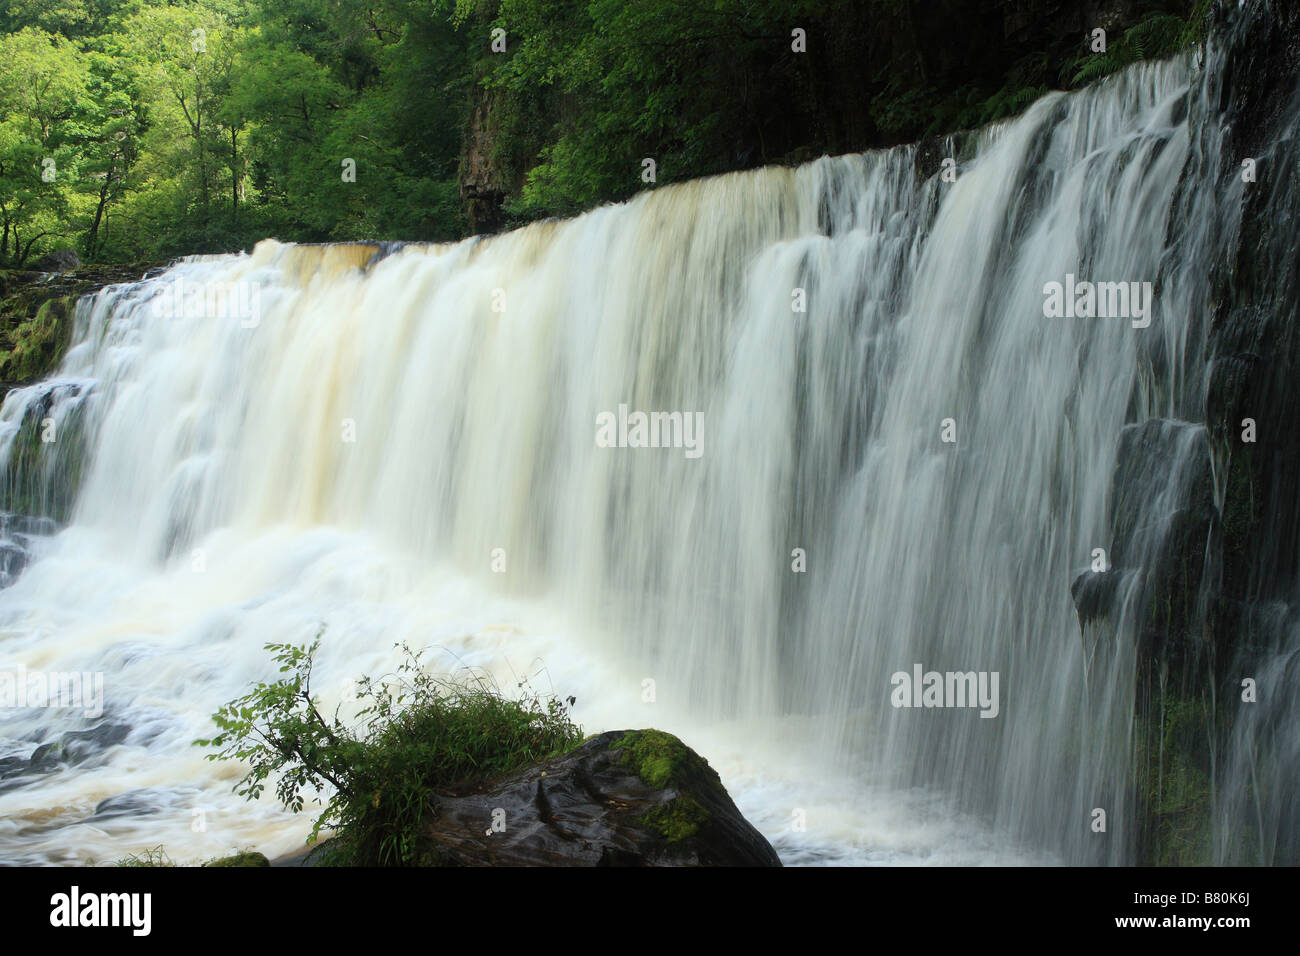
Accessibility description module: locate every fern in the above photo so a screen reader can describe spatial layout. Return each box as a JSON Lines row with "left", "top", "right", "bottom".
{"left": 1066, "top": 13, "right": 1193, "bottom": 89}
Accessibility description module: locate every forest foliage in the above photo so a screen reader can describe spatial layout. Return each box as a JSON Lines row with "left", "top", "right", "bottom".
{"left": 0, "top": 0, "right": 1202, "bottom": 265}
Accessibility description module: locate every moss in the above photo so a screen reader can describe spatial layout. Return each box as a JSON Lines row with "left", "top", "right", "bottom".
{"left": 1135, "top": 694, "right": 1214, "bottom": 865}
{"left": 1, "top": 385, "right": 92, "bottom": 522}
{"left": 640, "top": 792, "right": 710, "bottom": 844}
{"left": 0, "top": 263, "right": 153, "bottom": 386}
{"left": 613, "top": 730, "right": 723, "bottom": 846}
{"left": 613, "top": 729, "right": 720, "bottom": 791}
{"left": 204, "top": 851, "right": 271, "bottom": 867}
{"left": 0, "top": 294, "right": 76, "bottom": 383}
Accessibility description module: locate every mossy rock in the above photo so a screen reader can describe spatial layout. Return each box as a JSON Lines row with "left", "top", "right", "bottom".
{"left": 611, "top": 729, "right": 724, "bottom": 845}
{"left": 612, "top": 728, "right": 721, "bottom": 791}
{"left": 0, "top": 379, "right": 94, "bottom": 522}
{"left": 204, "top": 851, "right": 271, "bottom": 867}
{"left": 0, "top": 295, "right": 77, "bottom": 383}
{"left": 0, "top": 262, "right": 157, "bottom": 388}
{"left": 1134, "top": 694, "right": 1215, "bottom": 865}
{"left": 405, "top": 729, "right": 780, "bottom": 866}
{"left": 639, "top": 792, "right": 711, "bottom": 844}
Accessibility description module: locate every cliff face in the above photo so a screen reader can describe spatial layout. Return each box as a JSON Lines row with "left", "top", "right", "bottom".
{"left": 1067, "top": 0, "right": 1300, "bottom": 864}
{"left": 459, "top": 87, "right": 509, "bottom": 235}
{"left": 1198, "top": 0, "right": 1300, "bottom": 865}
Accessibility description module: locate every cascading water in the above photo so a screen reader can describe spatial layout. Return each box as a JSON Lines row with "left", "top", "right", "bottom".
{"left": 0, "top": 4, "right": 1295, "bottom": 867}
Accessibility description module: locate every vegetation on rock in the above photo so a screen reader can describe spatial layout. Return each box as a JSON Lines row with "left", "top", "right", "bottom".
{"left": 197, "top": 636, "right": 583, "bottom": 866}
{"left": 1, "top": 262, "right": 152, "bottom": 385}
{"left": 612, "top": 729, "right": 724, "bottom": 844}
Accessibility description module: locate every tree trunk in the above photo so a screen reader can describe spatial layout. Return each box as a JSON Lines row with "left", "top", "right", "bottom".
{"left": 85, "top": 158, "right": 116, "bottom": 259}
{"left": 230, "top": 127, "right": 239, "bottom": 222}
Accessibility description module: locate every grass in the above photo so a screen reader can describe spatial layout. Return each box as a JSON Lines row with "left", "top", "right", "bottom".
{"left": 113, "top": 846, "right": 174, "bottom": 867}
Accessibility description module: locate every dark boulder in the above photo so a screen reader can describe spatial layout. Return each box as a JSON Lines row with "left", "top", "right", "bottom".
{"left": 26, "top": 723, "right": 131, "bottom": 774}
{"left": 410, "top": 729, "right": 781, "bottom": 866}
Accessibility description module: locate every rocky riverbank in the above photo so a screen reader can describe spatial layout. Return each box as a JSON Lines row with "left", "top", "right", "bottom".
{"left": 0, "top": 256, "right": 162, "bottom": 392}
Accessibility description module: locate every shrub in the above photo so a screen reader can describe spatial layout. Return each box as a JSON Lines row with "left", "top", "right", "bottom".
{"left": 197, "top": 636, "right": 583, "bottom": 866}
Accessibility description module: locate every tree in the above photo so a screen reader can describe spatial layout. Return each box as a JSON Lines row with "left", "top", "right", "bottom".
{"left": 0, "top": 27, "right": 90, "bottom": 265}
{"left": 75, "top": 47, "right": 146, "bottom": 257}
{"left": 119, "top": 5, "right": 241, "bottom": 238}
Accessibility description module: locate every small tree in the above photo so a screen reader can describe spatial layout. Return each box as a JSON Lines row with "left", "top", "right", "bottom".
{"left": 197, "top": 635, "right": 582, "bottom": 866}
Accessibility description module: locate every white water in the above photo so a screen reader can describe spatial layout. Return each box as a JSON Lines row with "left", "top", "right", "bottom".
{"left": 0, "top": 49, "right": 1220, "bottom": 866}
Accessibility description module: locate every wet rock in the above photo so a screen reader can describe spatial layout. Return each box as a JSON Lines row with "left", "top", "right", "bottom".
{"left": 0, "top": 542, "right": 28, "bottom": 588}
{"left": 1107, "top": 420, "right": 1213, "bottom": 568}
{"left": 26, "top": 723, "right": 132, "bottom": 774}
{"left": 27, "top": 742, "right": 62, "bottom": 772}
{"left": 1, "top": 513, "right": 58, "bottom": 537}
{"left": 0, "top": 513, "right": 57, "bottom": 589}
{"left": 92, "top": 789, "right": 165, "bottom": 821}
{"left": 1074, "top": 420, "right": 1215, "bottom": 671}
{"left": 412, "top": 729, "right": 781, "bottom": 867}
{"left": 1070, "top": 566, "right": 1126, "bottom": 626}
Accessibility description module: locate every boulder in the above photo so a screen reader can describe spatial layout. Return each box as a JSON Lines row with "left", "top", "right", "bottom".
{"left": 29, "top": 250, "right": 81, "bottom": 273}
{"left": 9, "top": 723, "right": 133, "bottom": 780}
{"left": 410, "top": 729, "right": 781, "bottom": 866}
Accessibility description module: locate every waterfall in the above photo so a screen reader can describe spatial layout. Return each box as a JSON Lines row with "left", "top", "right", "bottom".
{"left": 0, "top": 5, "right": 1295, "bottom": 866}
